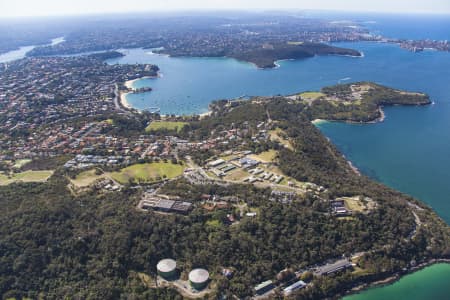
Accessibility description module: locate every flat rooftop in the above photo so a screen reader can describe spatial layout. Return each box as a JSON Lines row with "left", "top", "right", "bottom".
{"left": 314, "top": 259, "right": 352, "bottom": 276}
{"left": 139, "top": 197, "right": 193, "bottom": 214}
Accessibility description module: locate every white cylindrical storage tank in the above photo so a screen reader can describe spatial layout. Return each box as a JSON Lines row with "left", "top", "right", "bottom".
{"left": 157, "top": 259, "right": 177, "bottom": 279}
{"left": 189, "top": 268, "right": 209, "bottom": 290}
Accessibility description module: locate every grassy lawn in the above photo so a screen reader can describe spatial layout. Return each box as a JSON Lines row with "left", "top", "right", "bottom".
{"left": 299, "top": 91, "right": 326, "bottom": 101}
{"left": 145, "top": 121, "right": 188, "bottom": 133}
{"left": 224, "top": 169, "right": 249, "bottom": 181}
{"left": 0, "top": 170, "right": 54, "bottom": 185}
{"left": 206, "top": 219, "right": 221, "bottom": 228}
{"left": 344, "top": 197, "right": 365, "bottom": 212}
{"left": 71, "top": 169, "right": 107, "bottom": 188}
{"left": 264, "top": 184, "right": 299, "bottom": 193}
{"left": 269, "top": 128, "right": 293, "bottom": 150}
{"left": 220, "top": 154, "right": 238, "bottom": 161}
{"left": 206, "top": 171, "right": 219, "bottom": 179}
{"left": 110, "top": 162, "right": 185, "bottom": 184}
{"left": 352, "top": 266, "right": 373, "bottom": 276}
{"left": 265, "top": 165, "right": 285, "bottom": 176}
{"left": 248, "top": 150, "right": 277, "bottom": 163}
{"left": 265, "top": 165, "right": 308, "bottom": 190}
{"left": 0, "top": 173, "right": 10, "bottom": 185}
{"left": 13, "top": 159, "right": 32, "bottom": 169}
{"left": 341, "top": 196, "right": 376, "bottom": 213}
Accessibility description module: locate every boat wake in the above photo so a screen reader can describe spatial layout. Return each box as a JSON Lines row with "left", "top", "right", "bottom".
{"left": 338, "top": 77, "right": 351, "bottom": 83}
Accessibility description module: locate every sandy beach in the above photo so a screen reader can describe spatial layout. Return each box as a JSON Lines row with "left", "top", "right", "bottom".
{"left": 312, "top": 118, "right": 327, "bottom": 125}
{"left": 199, "top": 111, "right": 212, "bottom": 118}
{"left": 124, "top": 78, "right": 140, "bottom": 90}
{"left": 120, "top": 91, "right": 132, "bottom": 109}
{"left": 121, "top": 75, "right": 160, "bottom": 110}
{"left": 124, "top": 75, "right": 160, "bottom": 90}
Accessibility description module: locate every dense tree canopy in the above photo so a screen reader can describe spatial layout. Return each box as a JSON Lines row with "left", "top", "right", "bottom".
{"left": 0, "top": 92, "right": 448, "bottom": 299}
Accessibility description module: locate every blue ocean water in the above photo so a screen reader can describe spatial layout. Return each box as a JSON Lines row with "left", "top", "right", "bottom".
{"left": 108, "top": 37, "right": 450, "bottom": 298}
{"left": 2, "top": 13, "right": 448, "bottom": 298}
{"left": 108, "top": 41, "right": 450, "bottom": 224}
{"left": 304, "top": 11, "right": 450, "bottom": 40}
{"left": 344, "top": 263, "right": 450, "bottom": 300}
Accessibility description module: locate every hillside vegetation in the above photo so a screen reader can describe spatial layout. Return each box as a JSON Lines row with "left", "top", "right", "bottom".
{"left": 0, "top": 82, "right": 447, "bottom": 300}
{"left": 232, "top": 42, "right": 362, "bottom": 68}
{"left": 305, "top": 82, "right": 431, "bottom": 122}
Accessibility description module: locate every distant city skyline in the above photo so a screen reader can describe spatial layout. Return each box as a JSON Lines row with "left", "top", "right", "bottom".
{"left": 1, "top": 0, "right": 450, "bottom": 17}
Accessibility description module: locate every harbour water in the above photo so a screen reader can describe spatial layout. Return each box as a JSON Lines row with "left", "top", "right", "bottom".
{"left": 106, "top": 14, "right": 450, "bottom": 299}
{"left": 0, "top": 36, "right": 65, "bottom": 63}
{"left": 2, "top": 13, "right": 449, "bottom": 299}
{"left": 344, "top": 263, "right": 450, "bottom": 300}
{"left": 107, "top": 42, "right": 450, "bottom": 225}
{"left": 0, "top": 45, "right": 36, "bottom": 63}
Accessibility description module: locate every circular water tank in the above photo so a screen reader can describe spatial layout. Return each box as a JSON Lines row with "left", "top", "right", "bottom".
{"left": 157, "top": 259, "right": 177, "bottom": 279}
{"left": 189, "top": 268, "right": 209, "bottom": 290}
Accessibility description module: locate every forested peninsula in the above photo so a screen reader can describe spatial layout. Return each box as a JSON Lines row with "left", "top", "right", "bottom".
{"left": 289, "top": 81, "right": 431, "bottom": 123}
{"left": 230, "top": 43, "right": 362, "bottom": 69}
{"left": 0, "top": 80, "right": 447, "bottom": 300}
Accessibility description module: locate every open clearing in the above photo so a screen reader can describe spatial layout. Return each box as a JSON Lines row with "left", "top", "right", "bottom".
{"left": 71, "top": 169, "right": 107, "bottom": 188}
{"left": 299, "top": 91, "right": 326, "bottom": 101}
{"left": 110, "top": 162, "right": 185, "bottom": 184}
{"left": 248, "top": 150, "right": 278, "bottom": 163}
{"left": 0, "top": 170, "right": 54, "bottom": 185}
{"left": 145, "top": 121, "right": 188, "bottom": 133}
{"left": 71, "top": 162, "right": 186, "bottom": 187}
{"left": 264, "top": 165, "right": 302, "bottom": 186}
{"left": 340, "top": 196, "right": 376, "bottom": 213}
{"left": 219, "top": 154, "right": 238, "bottom": 161}
{"left": 13, "top": 159, "right": 32, "bottom": 169}
{"left": 269, "top": 128, "right": 293, "bottom": 150}
{"left": 224, "top": 168, "right": 249, "bottom": 181}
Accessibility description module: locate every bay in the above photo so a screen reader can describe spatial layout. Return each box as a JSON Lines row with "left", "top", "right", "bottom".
{"left": 108, "top": 42, "right": 450, "bottom": 225}
{"left": 106, "top": 21, "right": 450, "bottom": 299}
{"left": 0, "top": 36, "right": 65, "bottom": 63}
{"left": 344, "top": 263, "right": 450, "bottom": 300}
{"left": 2, "top": 13, "right": 449, "bottom": 299}
{"left": 0, "top": 45, "right": 36, "bottom": 63}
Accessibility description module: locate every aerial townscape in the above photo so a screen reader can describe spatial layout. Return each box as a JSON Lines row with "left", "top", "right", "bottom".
{"left": 0, "top": 4, "right": 449, "bottom": 300}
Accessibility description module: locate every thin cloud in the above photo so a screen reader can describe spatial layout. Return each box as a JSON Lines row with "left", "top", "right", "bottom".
{"left": 1, "top": 0, "right": 449, "bottom": 17}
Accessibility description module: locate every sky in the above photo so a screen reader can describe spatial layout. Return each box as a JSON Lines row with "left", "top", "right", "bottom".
{"left": 1, "top": 0, "right": 450, "bottom": 17}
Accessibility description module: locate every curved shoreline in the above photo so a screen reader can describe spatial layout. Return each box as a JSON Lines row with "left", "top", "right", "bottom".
{"left": 312, "top": 118, "right": 327, "bottom": 125}
{"left": 312, "top": 106, "right": 386, "bottom": 125}
{"left": 115, "top": 76, "right": 447, "bottom": 299}
{"left": 120, "top": 75, "right": 160, "bottom": 110}
{"left": 119, "top": 91, "right": 132, "bottom": 109}
{"left": 314, "top": 101, "right": 431, "bottom": 126}
{"left": 342, "top": 260, "right": 450, "bottom": 299}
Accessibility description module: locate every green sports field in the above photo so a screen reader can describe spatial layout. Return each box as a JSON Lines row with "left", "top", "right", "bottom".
{"left": 110, "top": 162, "right": 185, "bottom": 184}
{"left": 0, "top": 170, "right": 54, "bottom": 186}
{"left": 145, "top": 121, "right": 188, "bottom": 133}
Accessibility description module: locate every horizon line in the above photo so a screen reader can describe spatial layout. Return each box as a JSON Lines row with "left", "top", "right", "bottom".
{"left": 1, "top": 8, "right": 450, "bottom": 19}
